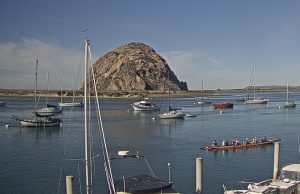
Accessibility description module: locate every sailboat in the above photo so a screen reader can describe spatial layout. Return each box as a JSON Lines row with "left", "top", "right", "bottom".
{"left": 159, "top": 71, "right": 185, "bottom": 119}
{"left": 58, "top": 74, "right": 84, "bottom": 107}
{"left": 245, "top": 62, "right": 269, "bottom": 104}
{"left": 0, "top": 100, "right": 7, "bottom": 106}
{"left": 34, "top": 71, "right": 62, "bottom": 116}
{"left": 63, "top": 35, "right": 177, "bottom": 194}
{"left": 197, "top": 80, "right": 212, "bottom": 105}
{"left": 14, "top": 59, "right": 61, "bottom": 127}
{"left": 284, "top": 82, "right": 296, "bottom": 108}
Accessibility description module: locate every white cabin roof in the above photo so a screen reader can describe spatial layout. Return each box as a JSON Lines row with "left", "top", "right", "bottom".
{"left": 282, "top": 164, "right": 300, "bottom": 172}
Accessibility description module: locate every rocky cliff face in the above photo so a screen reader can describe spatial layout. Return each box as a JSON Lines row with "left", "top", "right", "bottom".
{"left": 90, "top": 42, "right": 188, "bottom": 91}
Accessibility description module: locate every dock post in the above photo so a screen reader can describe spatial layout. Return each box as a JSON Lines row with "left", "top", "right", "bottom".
{"left": 273, "top": 142, "right": 280, "bottom": 180}
{"left": 196, "top": 158, "right": 203, "bottom": 193}
{"left": 66, "top": 176, "right": 74, "bottom": 194}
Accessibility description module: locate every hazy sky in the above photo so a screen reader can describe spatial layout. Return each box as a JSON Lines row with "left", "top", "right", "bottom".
{"left": 1, "top": 0, "right": 300, "bottom": 90}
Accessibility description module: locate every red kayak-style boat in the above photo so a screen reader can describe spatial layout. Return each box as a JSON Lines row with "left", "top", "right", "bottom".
{"left": 213, "top": 102, "right": 234, "bottom": 109}
{"left": 201, "top": 138, "right": 281, "bottom": 151}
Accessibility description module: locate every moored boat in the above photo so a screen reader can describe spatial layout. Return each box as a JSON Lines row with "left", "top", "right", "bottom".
{"left": 245, "top": 97, "right": 269, "bottom": 104}
{"left": 245, "top": 62, "right": 269, "bottom": 104}
{"left": 201, "top": 138, "right": 281, "bottom": 151}
{"left": 17, "top": 117, "right": 61, "bottom": 127}
{"left": 0, "top": 100, "right": 7, "bottom": 106}
{"left": 223, "top": 143, "right": 300, "bottom": 194}
{"left": 34, "top": 106, "right": 62, "bottom": 117}
{"left": 159, "top": 109, "right": 185, "bottom": 119}
{"left": 197, "top": 80, "right": 212, "bottom": 105}
{"left": 213, "top": 102, "right": 234, "bottom": 109}
{"left": 111, "top": 151, "right": 176, "bottom": 194}
{"left": 132, "top": 98, "right": 160, "bottom": 111}
{"left": 284, "top": 82, "right": 296, "bottom": 108}
{"left": 58, "top": 101, "right": 84, "bottom": 107}
{"left": 197, "top": 98, "right": 212, "bottom": 105}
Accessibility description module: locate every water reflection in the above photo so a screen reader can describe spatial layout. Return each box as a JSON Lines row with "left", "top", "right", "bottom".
{"left": 20, "top": 126, "right": 61, "bottom": 137}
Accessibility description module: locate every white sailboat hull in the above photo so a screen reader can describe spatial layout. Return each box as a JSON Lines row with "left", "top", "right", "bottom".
{"left": 0, "top": 100, "right": 6, "bottom": 106}
{"left": 35, "top": 107, "right": 62, "bottom": 116}
{"left": 245, "top": 98, "right": 269, "bottom": 104}
{"left": 159, "top": 110, "right": 185, "bottom": 119}
{"left": 284, "top": 101, "right": 296, "bottom": 108}
{"left": 58, "top": 101, "right": 84, "bottom": 107}
{"left": 20, "top": 118, "right": 61, "bottom": 127}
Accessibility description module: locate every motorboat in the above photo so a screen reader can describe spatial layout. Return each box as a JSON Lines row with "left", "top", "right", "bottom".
{"left": 213, "top": 102, "right": 234, "bottom": 109}
{"left": 111, "top": 151, "right": 177, "bottom": 194}
{"left": 224, "top": 163, "right": 300, "bottom": 194}
{"left": 197, "top": 98, "right": 212, "bottom": 105}
{"left": 132, "top": 98, "right": 160, "bottom": 111}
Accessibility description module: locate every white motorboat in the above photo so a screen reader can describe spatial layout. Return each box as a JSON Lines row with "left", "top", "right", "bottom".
{"left": 223, "top": 143, "right": 300, "bottom": 194}
{"left": 132, "top": 98, "right": 160, "bottom": 111}
{"left": 245, "top": 62, "right": 269, "bottom": 104}
{"left": 197, "top": 98, "right": 212, "bottom": 105}
{"left": 224, "top": 163, "right": 300, "bottom": 194}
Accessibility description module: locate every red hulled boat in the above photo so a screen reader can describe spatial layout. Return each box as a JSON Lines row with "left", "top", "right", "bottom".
{"left": 213, "top": 102, "right": 234, "bottom": 109}
{"left": 201, "top": 138, "right": 281, "bottom": 151}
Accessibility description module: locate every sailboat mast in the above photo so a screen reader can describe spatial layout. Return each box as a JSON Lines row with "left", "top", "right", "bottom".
{"left": 253, "top": 62, "right": 256, "bottom": 100}
{"left": 72, "top": 77, "right": 75, "bottom": 103}
{"left": 46, "top": 71, "right": 49, "bottom": 105}
{"left": 34, "top": 59, "right": 38, "bottom": 110}
{"left": 60, "top": 72, "right": 64, "bottom": 103}
{"left": 168, "top": 71, "right": 170, "bottom": 109}
{"left": 286, "top": 82, "right": 289, "bottom": 102}
{"left": 201, "top": 80, "right": 203, "bottom": 100}
{"left": 84, "top": 37, "right": 92, "bottom": 194}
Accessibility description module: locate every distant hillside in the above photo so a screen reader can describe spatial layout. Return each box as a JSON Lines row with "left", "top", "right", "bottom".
{"left": 90, "top": 42, "right": 188, "bottom": 92}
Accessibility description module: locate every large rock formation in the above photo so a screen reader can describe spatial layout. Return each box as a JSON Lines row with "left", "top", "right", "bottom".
{"left": 90, "top": 42, "right": 188, "bottom": 92}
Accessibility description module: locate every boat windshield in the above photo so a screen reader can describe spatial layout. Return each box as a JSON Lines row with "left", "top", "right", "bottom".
{"left": 140, "top": 102, "right": 152, "bottom": 106}
{"left": 281, "top": 171, "right": 300, "bottom": 181}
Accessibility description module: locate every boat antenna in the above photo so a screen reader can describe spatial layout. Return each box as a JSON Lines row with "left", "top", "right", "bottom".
{"left": 298, "top": 136, "right": 300, "bottom": 155}
{"left": 34, "top": 59, "right": 38, "bottom": 111}
{"left": 168, "top": 162, "right": 171, "bottom": 183}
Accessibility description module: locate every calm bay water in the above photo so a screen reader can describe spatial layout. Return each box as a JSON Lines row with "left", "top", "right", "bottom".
{"left": 1, "top": 92, "right": 300, "bottom": 194}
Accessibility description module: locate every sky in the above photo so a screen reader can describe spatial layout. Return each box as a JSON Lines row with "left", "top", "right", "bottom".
{"left": 1, "top": 0, "right": 300, "bottom": 90}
